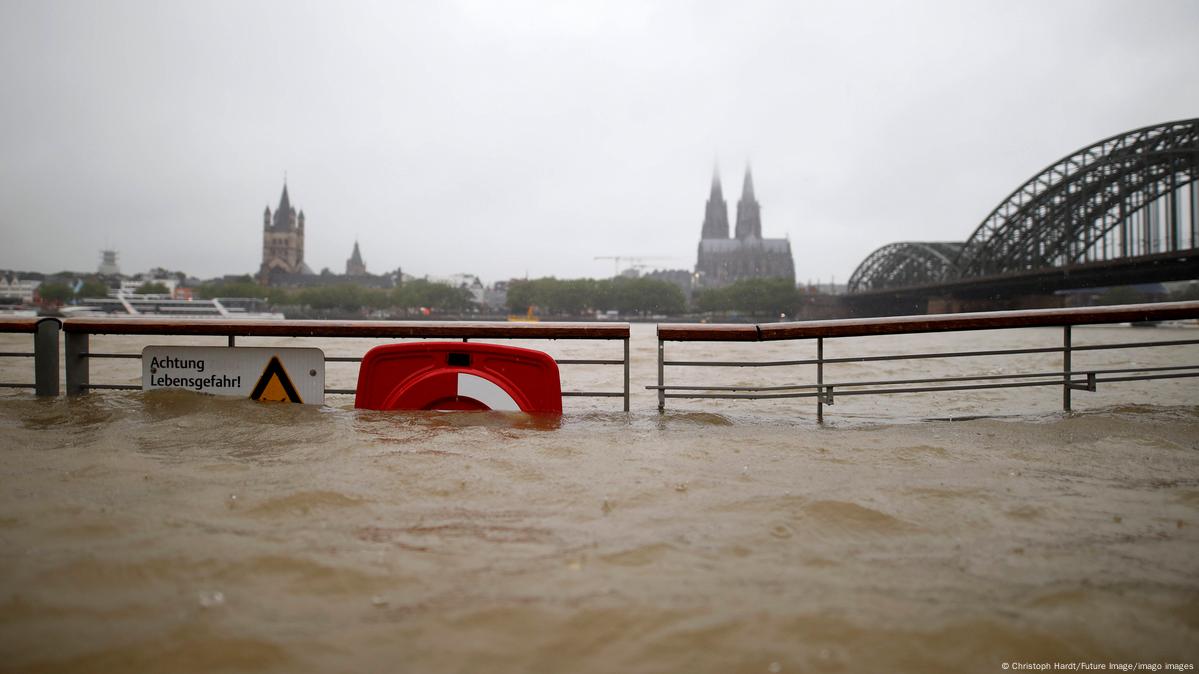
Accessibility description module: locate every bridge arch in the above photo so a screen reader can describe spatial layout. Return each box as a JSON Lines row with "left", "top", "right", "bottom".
{"left": 846, "top": 242, "right": 962, "bottom": 292}
{"left": 848, "top": 118, "right": 1199, "bottom": 293}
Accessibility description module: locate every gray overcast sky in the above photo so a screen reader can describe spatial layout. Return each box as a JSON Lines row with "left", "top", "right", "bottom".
{"left": 1, "top": 0, "right": 1196, "bottom": 284}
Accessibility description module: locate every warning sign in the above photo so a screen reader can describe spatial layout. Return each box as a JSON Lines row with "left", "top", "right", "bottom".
{"left": 142, "top": 346, "right": 324, "bottom": 405}
{"left": 249, "top": 356, "right": 304, "bottom": 403}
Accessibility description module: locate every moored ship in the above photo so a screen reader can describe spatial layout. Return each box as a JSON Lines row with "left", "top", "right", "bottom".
{"left": 58, "top": 292, "right": 285, "bottom": 320}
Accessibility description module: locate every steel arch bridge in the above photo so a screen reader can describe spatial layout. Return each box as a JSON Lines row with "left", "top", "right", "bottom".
{"left": 848, "top": 118, "right": 1199, "bottom": 293}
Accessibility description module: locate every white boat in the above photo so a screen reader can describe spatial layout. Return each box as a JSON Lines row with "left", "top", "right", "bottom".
{"left": 0, "top": 307, "right": 38, "bottom": 317}
{"left": 64, "top": 293, "right": 285, "bottom": 320}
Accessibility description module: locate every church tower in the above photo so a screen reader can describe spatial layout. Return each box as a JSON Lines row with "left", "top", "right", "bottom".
{"left": 700, "top": 168, "right": 730, "bottom": 239}
{"left": 734, "top": 167, "right": 762, "bottom": 239}
{"left": 259, "top": 182, "right": 307, "bottom": 283}
{"left": 346, "top": 240, "right": 366, "bottom": 276}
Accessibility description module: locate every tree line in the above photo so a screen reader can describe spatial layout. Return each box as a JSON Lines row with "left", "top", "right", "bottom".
{"left": 505, "top": 277, "right": 686, "bottom": 316}
{"left": 502, "top": 276, "right": 830, "bottom": 318}
{"left": 36, "top": 273, "right": 802, "bottom": 316}
{"left": 692, "top": 277, "right": 802, "bottom": 317}
{"left": 192, "top": 275, "right": 706, "bottom": 317}
{"left": 34, "top": 279, "right": 120, "bottom": 304}
{"left": 34, "top": 272, "right": 1199, "bottom": 318}
{"left": 195, "top": 277, "right": 475, "bottom": 313}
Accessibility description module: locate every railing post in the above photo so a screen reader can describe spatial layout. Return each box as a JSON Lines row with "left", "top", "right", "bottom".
{"left": 816, "top": 336, "right": 824, "bottom": 424}
{"left": 228, "top": 335, "right": 235, "bottom": 347}
{"left": 65, "top": 331, "right": 90, "bottom": 395}
{"left": 657, "top": 337, "right": 665, "bottom": 413}
{"left": 1063, "top": 325, "right": 1072, "bottom": 412}
{"left": 34, "top": 318, "right": 60, "bottom": 397}
{"left": 623, "top": 336, "right": 630, "bottom": 412}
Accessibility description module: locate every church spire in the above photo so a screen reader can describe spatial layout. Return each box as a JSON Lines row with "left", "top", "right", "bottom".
{"left": 346, "top": 239, "right": 366, "bottom": 276}
{"left": 260, "top": 180, "right": 307, "bottom": 283}
{"left": 271, "top": 181, "right": 297, "bottom": 231}
{"left": 701, "top": 166, "right": 730, "bottom": 239}
{"left": 277, "top": 183, "right": 291, "bottom": 214}
{"left": 734, "top": 165, "right": 761, "bottom": 239}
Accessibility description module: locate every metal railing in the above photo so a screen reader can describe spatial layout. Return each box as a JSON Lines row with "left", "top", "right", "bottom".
{"left": 651, "top": 301, "right": 1199, "bottom": 421}
{"left": 9, "top": 303, "right": 1199, "bottom": 419}
{"left": 0, "top": 317, "right": 60, "bottom": 396}
{"left": 58, "top": 318, "right": 632, "bottom": 410}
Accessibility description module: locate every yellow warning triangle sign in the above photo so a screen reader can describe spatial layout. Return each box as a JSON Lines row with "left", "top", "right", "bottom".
{"left": 250, "top": 356, "right": 303, "bottom": 403}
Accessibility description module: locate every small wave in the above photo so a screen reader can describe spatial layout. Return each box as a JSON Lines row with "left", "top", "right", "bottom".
{"left": 10, "top": 624, "right": 293, "bottom": 673}
{"left": 658, "top": 411, "right": 735, "bottom": 426}
{"left": 220, "top": 554, "right": 397, "bottom": 595}
{"left": 352, "top": 408, "right": 562, "bottom": 431}
{"left": 904, "top": 487, "right": 981, "bottom": 501}
{"left": 243, "top": 490, "right": 366, "bottom": 517}
{"left": 892, "top": 444, "right": 950, "bottom": 461}
{"left": 33, "top": 556, "right": 206, "bottom": 589}
{"left": 142, "top": 389, "right": 330, "bottom": 426}
{"left": 798, "top": 500, "right": 913, "bottom": 534}
{"left": 600, "top": 543, "right": 675, "bottom": 567}
{"left": 1176, "top": 490, "right": 1199, "bottom": 507}
{"left": 1004, "top": 504, "right": 1045, "bottom": 520}
{"left": 8, "top": 393, "right": 139, "bottom": 433}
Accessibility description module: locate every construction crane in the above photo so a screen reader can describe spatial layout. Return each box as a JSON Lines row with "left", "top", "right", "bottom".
{"left": 594, "top": 256, "right": 675, "bottom": 277}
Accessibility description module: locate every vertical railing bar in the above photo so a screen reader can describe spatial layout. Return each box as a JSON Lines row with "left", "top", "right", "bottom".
{"left": 657, "top": 337, "right": 665, "bottom": 413}
{"left": 65, "top": 331, "right": 90, "bottom": 395}
{"left": 623, "top": 336, "right": 630, "bottom": 412}
{"left": 34, "top": 319, "right": 60, "bottom": 397}
{"left": 817, "top": 336, "right": 824, "bottom": 424}
{"left": 1063, "top": 325, "right": 1072, "bottom": 412}
{"left": 228, "top": 335, "right": 235, "bottom": 347}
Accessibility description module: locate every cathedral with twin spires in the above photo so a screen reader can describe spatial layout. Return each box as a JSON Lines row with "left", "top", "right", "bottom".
{"left": 694, "top": 167, "right": 796, "bottom": 288}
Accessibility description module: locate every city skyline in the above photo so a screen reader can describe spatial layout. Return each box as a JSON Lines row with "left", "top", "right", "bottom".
{"left": 1, "top": 1, "right": 1197, "bottom": 284}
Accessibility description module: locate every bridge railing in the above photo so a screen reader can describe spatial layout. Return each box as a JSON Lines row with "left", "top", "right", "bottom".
{"left": 57, "top": 318, "right": 632, "bottom": 410}
{"left": 0, "top": 317, "right": 60, "bottom": 396}
{"left": 651, "top": 301, "right": 1199, "bottom": 421}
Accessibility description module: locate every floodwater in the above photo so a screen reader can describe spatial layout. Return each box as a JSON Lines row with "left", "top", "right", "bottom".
{"left": 1, "top": 323, "right": 1197, "bottom": 673}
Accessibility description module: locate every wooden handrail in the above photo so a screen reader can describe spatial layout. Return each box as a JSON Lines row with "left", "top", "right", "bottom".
{"left": 659, "top": 301, "right": 1199, "bottom": 342}
{"left": 653, "top": 323, "right": 760, "bottom": 342}
{"left": 0, "top": 317, "right": 58, "bottom": 334}
{"left": 61, "top": 318, "right": 630, "bottom": 340}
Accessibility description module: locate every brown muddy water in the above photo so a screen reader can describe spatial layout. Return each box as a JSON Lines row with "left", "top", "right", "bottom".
{"left": 1, "top": 323, "right": 1197, "bottom": 673}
